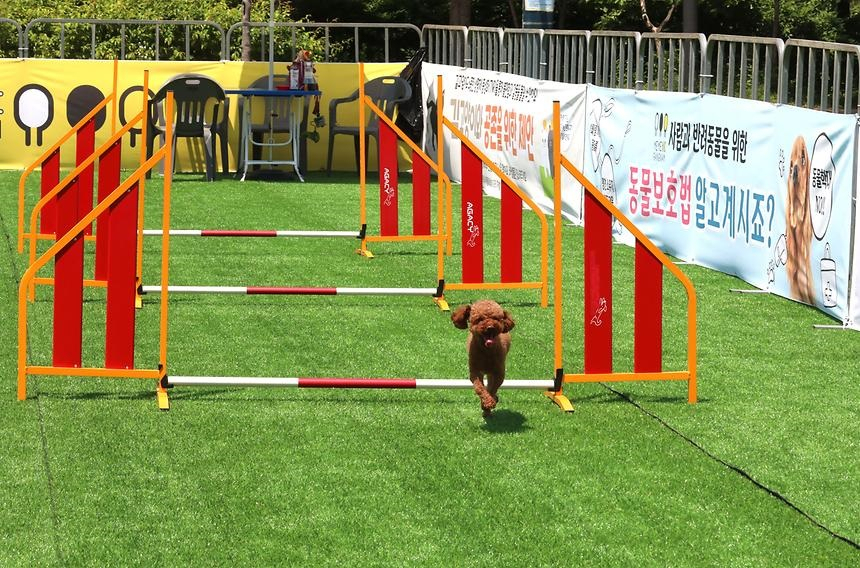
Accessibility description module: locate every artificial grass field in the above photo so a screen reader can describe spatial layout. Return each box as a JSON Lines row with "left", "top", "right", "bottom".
{"left": 2, "top": 168, "right": 858, "bottom": 566}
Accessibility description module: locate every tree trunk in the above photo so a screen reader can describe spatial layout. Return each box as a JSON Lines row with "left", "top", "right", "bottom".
{"left": 241, "top": 0, "right": 252, "bottom": 62}
{"left": 682, "top": 0, "right": 698, "bottom": 33}
{"left": 449, "top": 0, "right": 472, "bottom": 26}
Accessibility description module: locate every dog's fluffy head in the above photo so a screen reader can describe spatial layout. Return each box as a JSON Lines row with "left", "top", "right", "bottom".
{"left": 787, "top": 136, "right": 810, "bottom": 231}
{"left": 451, "top": 300, "right": 514, "bottom": 347}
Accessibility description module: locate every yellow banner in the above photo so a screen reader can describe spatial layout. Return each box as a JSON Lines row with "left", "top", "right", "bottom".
{"left": 0, "top": 59, "right": 407, "bottom": 172}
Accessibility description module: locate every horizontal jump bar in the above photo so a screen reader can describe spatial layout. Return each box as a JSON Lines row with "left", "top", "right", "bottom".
{"left": 166, "top": 376, "right": 556, "bottom": 389}
{"left": 142, "top": 229, "right": 361, "bottom": 238}
{"left": 140, "top": 286, "right": 440, "bottom": 296}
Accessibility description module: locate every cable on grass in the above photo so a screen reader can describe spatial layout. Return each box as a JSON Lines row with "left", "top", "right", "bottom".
{"left": 601, "top": 383, "right": 860, "bottom": 552}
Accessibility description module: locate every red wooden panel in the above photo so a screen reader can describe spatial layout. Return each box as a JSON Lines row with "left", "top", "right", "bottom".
{"left": 460, "top": 144, "right": 484, "bottom": 283}
{"left": 52, "top": 177, "right": 83, "bottom": 368}
{"left": 378, "top": 120, "right": 399, "bottom": 236}
{"left": 500, "top": 181, "right": 522, "bottom": 283}
{"left": 634, "top": 241, "right": 663, "bottom": 372}
{"left": 105, "top": 182, "right": 139, "bottom": 369}
{"left": 95, "top": 141, "right": 121, "bottom": 280}
{"left": 40, "top": 149, "right": 60, "bottom": 234}
{"left": 76, "top": 119, "right": 96, "bottom": 236}
{"left": 584, "top": 191, "right": 612, "bottom": 374}
{"left": 411, "top": 151, "right": 431, "bottom": 236}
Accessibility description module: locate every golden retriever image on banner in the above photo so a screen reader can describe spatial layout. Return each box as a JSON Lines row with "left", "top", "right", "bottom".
{"left": 785, "top": 136, "right": 816, "bottom": 304}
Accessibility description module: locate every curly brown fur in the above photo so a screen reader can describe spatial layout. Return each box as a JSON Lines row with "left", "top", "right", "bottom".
{"left": 451, "top": 300, "right": 515, "bottom": 418}
{"left": 785, "top": 136, "right": 815, "bottom": 304}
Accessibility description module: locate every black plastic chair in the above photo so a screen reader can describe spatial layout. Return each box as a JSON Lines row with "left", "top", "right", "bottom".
{"left": 326, "top": 76, "right": 412, "bottom": 175}
{"left": 146, "top": 75, "right": 229, "bottom": 181}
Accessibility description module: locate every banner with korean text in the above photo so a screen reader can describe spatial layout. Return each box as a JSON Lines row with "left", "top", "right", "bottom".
{"left": 421, "top": 62, "right": 588, "bottom": 222}
{"left": 585, "top": 86, "right": 857, "bottom": 324}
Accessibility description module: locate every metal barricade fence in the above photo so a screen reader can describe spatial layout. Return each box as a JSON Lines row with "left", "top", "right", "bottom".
{"left": 0, "top": 18, "right": 23, "bottom": 58}
{"left": 703, "top": 35, "right": 783, "bottom": 103}
{"left": 422, "top": 25, "right": 468, "bottom": 67}
{"left": 467, "top": 26, "right": 504, "bottom": 71}
{"left": 637, "top": 32, "right": 706, "bottom": 93}
{"left": 588, "top": 31, "right": 640, "bottom": 89}
{"left": 543, "top": 30, "right": 590, "bottom": 84}
{"left": 781, "top": 39, "right": 860, "bottom": 114}
{"left": 22, "top": 18, "right": 225, "bottom": 60}
{"left": 225, "top": 21, "right": 422, "bottom": 63}
{"left": 503, "top": 29, "right": 544, "bottom": 79}
{"left": 6, "top": 18, "right": 860, "bottom": 115}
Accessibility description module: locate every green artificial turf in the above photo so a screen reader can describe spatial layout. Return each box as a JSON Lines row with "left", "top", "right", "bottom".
{"left": 2, "top": 168, "right": 858, "bottom": 566}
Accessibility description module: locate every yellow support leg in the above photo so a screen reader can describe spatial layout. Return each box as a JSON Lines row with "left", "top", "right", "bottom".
{"left": 544, "top": 390, "right": 574, "bottom": 412}
{"left": 156, "top": 384, "right": 170, "bottom": 411}
{"left": 433, "top": 295, "right": 450, "bottom": 311}
{"left": 356, "top": 244, "right": 374, "bottom": 258}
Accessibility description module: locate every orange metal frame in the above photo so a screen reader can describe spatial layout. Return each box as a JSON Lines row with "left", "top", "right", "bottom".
{"left": 437, "top": 77, "right": 550, "bottom": 308}
{"left": 356, "top": 63, "right": 452, "bottom": 266}
{"left": 17, "top": 80, "right": 175, "bottom": 410}
{"left": 357, "top": 63, "right": 452, "bottom": 268}
{"left": 547, "top": 101, "right": 697, "bottom": 408}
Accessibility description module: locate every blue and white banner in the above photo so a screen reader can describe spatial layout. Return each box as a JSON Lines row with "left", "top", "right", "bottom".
{"left": 585, "top": 86, "right": 857, "bottom": 322}
{"left": 421, "top": 63, "right": 587, "bottom": 222}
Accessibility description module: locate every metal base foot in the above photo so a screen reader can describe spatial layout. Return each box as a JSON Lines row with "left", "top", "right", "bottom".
{"left": 544, "top": 390, "right": 574, "bottom": 412}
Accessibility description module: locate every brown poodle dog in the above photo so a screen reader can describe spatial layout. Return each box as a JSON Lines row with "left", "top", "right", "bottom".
{"left": 785, "top": 136, "right": 815, "bottom": 304}
{"left": 451, "top": 300, "right": 514, "bottom": 417}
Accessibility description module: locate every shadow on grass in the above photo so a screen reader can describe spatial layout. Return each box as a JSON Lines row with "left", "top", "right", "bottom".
{"left": 480, "top": 409, "right": 529, "bottom": 434}
{"left": 573, "top": 390, "right": 709, "bottom": 405}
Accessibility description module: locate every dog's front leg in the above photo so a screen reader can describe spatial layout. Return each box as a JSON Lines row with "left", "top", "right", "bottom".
{"left": 486, "top": 374, "right": 503, "bottom": 405}
{"left": 471, "top": 375, "right": 497, "bottom": 414}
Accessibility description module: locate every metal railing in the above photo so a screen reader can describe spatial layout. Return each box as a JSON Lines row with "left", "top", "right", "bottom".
{"left": 422, "top": 25, "right": 467, "bottom": 67}
{"left": 543, "top": 30, "right": 590, "bottom": 84}
{"left": 4, "top": 18, "right": 860, "bottom": 113}
{"left": 22, "top": 18, "right": 225, "bottom": 60}
{"left": 703, "top": 35, "right": 783, "bottom": 103}
{"left": 224, "top": 21, "right": 421, "bottom": 62}
{"left": 781, "top": 39, "right": 860, "bottom": 114}
{"left": 0, "top": 18, "right": 23, "bottom": 58}
{"left": 637, "top": 32, "right": 705, "bottom": 92}
{"left": 589, "top": 31, "right": 640, "bottom": 89}
{"left": 502, "top": 28, "right": 544, "bottom": 79}
{"left": 467, "top": 26, "right": 504, "bottom": 71}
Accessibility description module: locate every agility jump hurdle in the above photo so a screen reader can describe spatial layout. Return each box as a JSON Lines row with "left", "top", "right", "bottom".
{"left": 166, "top": 376, "right": 556, "bottom": 390}
{"left": 18, "top": 60, "right": 120, "bottom": 288}
{"left": 16, "top": 80, "right": 695, "bottom": 413}
{"left": 141, "top": 229, "right": 362, "bottom": 238}
{"left": 17, "top": 81, "right": 175, "bottom": 408}
{"left": 358, "top": 71, "right": 549, "bottom": 307}
{"left": 545, "top": 101, "right": 697, "bottom": 408}
{"left": 357, "top": 63, "right": 452, "bottom": 262}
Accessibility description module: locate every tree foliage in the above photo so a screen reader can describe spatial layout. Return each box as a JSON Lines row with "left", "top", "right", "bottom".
{"left": 0, "top": 0, "right": 334, "bottom": 60}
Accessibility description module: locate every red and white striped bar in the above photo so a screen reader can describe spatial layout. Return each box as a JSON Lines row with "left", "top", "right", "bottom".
{"left": 140, "top": 285, "right": 439, "bottom": 296}
{"left": 142, "top": 229, "right": 361, "bottom": 238}
{"left": 166, "top": 376, "right": 556, "bottom": 389}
